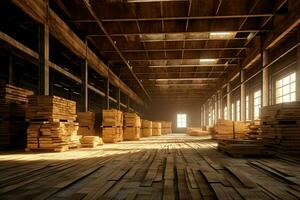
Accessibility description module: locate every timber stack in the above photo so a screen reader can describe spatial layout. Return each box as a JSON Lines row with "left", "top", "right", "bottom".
{"left": 212, "top": 120, "right": 248, "bottom": 139}
{"left": 141, "top": 120, "right": 152, "bottom": 137}
{"left": 77, "top": 112, "right": 96, "bottom": 136}
{"left": 161, "top": 121, "right": 172, "bottom": 134}
{"left": 102, "top": 109, "right": 123, "bottom": 143}
{"left": 152, "top": 121, "right": 162, "bottom": 136}
{"left": 123, "top": 112, "right": 141, "bottom": 140}
{"left": 80, "top": 136, "right": 103, "bottom": 148}
{"left": 0, "top": 84, "right": 33, "bottom": 149}
{"left": 25, "top": 96, "right": 81, "bottom": 152}
{"left": 260, "top": 102, "right": 300, "bottom": 155}
{"left": 186, "top": 127, "right": 209, "bottom": 136}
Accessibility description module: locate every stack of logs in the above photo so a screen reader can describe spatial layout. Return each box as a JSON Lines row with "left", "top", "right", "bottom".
{"left": 141, "top": 120, "right": 152, "bottom": 137}
{"left": 0, "top": 84, "right": 33, "bottom": 149}
{"left": 102, "top": 109, "right": 123, "bottom": 143}
{"left": 260, "top": 102, "right": 300, "bottom": 155}
{"left": 77, "top": 112, "right": 103, "bottom": 148}
{"left": 161, "top": 121, "right": 172, "bottom": 135}
{"left": 25, "top": 96, "right": 81, "bottom": 152}
{"left": 123, "top": 112, "right": 141, "bottom": 141}
{"left": 152, "top": 121, "right": 162, "bottom": 136}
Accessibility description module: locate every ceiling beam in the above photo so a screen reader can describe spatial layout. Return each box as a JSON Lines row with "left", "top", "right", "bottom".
{"left": 149, "top": 78, "right": 218, "bottom": 81}
{"left": 80, "top": 0, "right": 151, "bottom": 102}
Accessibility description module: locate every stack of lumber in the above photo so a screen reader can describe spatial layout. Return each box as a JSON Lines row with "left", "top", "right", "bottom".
{"left": 123, "top": 112, "right": 141, "bottom": 141}
{"left": 161, "top": 121, "right": 172, "bottom": 134}
{"left": 77, "top": 112, "right": 96, "bottom": 136}
{"left": 141, "top": 120, "right": 152, "bottom": 137}
{"left": 25, "top": 96, "right": 81, "bottom": 152}
{"left": 152, "top": 121, "right": 162, "bottom": 136}
{"left": 217, "top": 139, "right": 269, "bottom": 157}
{"left": 0, "top": 84, "right": 33, "bottom": 148}
{"left": 260, "top": 102, "right": 300, "bottom": 155}
{"left": 246, "top": 121, "right": 261, "bottom": 139}
{"left": 80, "top": 136, "right": 103, "bottom": 148}
{"left": 102, "top": 109, "right": 123, "bottom": 143}
{"left": 186, "top": 127, "right": 209, "bottom": 136}
{"left": 212, "top": 120, "right": 248, "bottom": 139}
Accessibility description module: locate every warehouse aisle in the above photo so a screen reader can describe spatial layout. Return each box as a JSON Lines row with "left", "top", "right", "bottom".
{"left": 0, "top": 134, "right": 300, "bottom": 199}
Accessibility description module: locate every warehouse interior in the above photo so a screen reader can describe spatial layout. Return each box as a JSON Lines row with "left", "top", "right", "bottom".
{"left": 1, "top": 0, "right": 300, "bottom": 199}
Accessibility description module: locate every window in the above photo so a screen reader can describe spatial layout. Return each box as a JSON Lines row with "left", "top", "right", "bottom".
{"left": 231, "top": 103, "right": 235, "bottom": 120}
{"left": 236, "top": 100, "right": 240, "bottom": 121}
{"left": 177, "top": 114, "right": 187, "bottom": 128}
{"left": 208, "top": 111, "right": 211, "bottom": 125}
{"left": 212, "top": 109, "right": 215, "bottom": 124}
{"left": 224, "top": 106, "right": 228, "bottom": 120}
{"left": 254, "top": 90, "right": 261, "bottom": 119}
{"left": 276, "top": 72, "right": 296, "bottom": 104}
{"left": 246, "top": 95, "right": 250, "bottom": 121}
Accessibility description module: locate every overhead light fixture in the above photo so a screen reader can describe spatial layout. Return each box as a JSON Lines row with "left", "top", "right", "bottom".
{"left": 209, "top": 32, "right": 236, "bottom": 39}
{"left": 199, "top": 58, "right": 218, "bottom": 64}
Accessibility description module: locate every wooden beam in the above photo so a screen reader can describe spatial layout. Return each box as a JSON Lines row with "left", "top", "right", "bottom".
{"left": 11, "top": 0, "right": 144, "bottom": 106}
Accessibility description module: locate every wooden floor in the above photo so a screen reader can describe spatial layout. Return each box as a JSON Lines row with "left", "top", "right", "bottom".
{"left": 0, "top": 134, "right": 300, "bottom": 200}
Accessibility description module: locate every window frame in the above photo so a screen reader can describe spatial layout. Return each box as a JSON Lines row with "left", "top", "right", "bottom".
{"left": 176, "top": 113, "right": 187, "bottom": 128}
{"left": 275, "top": 72, "right": 296, "bottom": 104}
{"left": 254, "top": 90, "right": 261, "bottom": 120}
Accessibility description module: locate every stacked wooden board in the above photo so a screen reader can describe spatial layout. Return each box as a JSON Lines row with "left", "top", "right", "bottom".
{"left": 77, "top": 112, "right": 96, "bottom": 136}
{"left": 186, "top": 127, "right": 209, "bottom": 136}
{"left": 161, "top": 121, "right": 172, "bottom": 134}
{"left": 0, "top": 84, "right": 33, "bottom": 148}
{"left": 152, "top": 121, "right": 162, "bottom": 136}
{"left": 217, "top": 139, "right": 269, "bottom": 157}
{"left": 80, "top": 136, "right": 103, "bottom": 148}
{"left": 246, "top": 120, "right": 261, "bottom": 139}
{"left": 102, "top": 109, "right": 123, "bottom": 143}
{"left": 25, "top": 96, "right": 81, "bottom": 152}
{"left": 141, "top": 119, "right": 152, "bottom": 137}
{"left": 123, "top": 112, "right": 141, "bottom": 141}
{"left": 260, "top": 102, "right": 300, "bottom": 155}
{"left": 212, "top": 120, "right": 247, "bottom": 139}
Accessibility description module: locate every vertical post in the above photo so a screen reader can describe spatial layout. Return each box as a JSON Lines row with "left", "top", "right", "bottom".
{"left": 106, "top": 78, "right": 109, "bottom": 109}
{"left": 38, "top": 0, "right": 49, "bottom": 95}
{"left": 227, "top": 83, "right": 230, "bottom": 120}
{"left": 8, "top": 55, "right": 13, "bottom": 84}
{"left": 262, "top": 50, "right": 269, "bottom": 106}
{"left": 117, "top": 88, "right": 121, "bottom": 110}
{"left": 241, "top": 69, "right": 246, "bottom": 121}
{"left": 203, "top": 103, "right": 206, "bottom": 126}
{"left": 126, "top": 96, "right": 130, "bottom": 112}
{"left": 296, "top": 30, "right": 300, "bottom": 101}
{"left": 81, "top": 59, "right": 88, "bottom": 112}
{"left": 214, "top": 95, "right": 218, "bottom": 124}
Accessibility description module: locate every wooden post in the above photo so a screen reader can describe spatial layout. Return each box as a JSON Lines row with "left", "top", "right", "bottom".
{"left": 8, "top": 55, "right": 13, "bottom": 84}
{"left": 296, "top": 30, "right": 300, "bottom": 101}
{"left": 126, "top": 96, "right": 130, "bottom": 111}
{"left": 241, "top": 69, "right": 246, "bottom": 121}
{"left": 227, "top": 84, "right": 230, "bottom": 120}
{"left": 117, "top": 88, "right": 121, "bottom": 110}
{"left": 106, "top": 78, "right": 109, "bottom": 109}
{"left": 262, "top": 50, "right": 269, "bottom": 107}
{"left": 38, "top": 0, "right": 49, "bottom": 95}
{"left": 81, "top": 59, "right": 88, "bottom": 112}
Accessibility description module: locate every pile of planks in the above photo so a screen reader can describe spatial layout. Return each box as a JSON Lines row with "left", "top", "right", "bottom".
{"left": 102, "top": 109, "right": 123, "bottom": 143}
{"left": 0, "top": 84, "right": 33, "bottom": 148}
{"left": 77, "top": 112, "right": 96, "bottom": 136}
{"left": 25, "top": 96, "right": 81, "bottom": 152}
{"left": 123, "top": 112, "right": 141, "bottom": 141}
{"left": 218, "top": 139, "right": 268, "bottom": 157}
{"left": 80, "top": 136, "right": 103, "bottom": 148}
{"left": 212, "top": 120, "right": 248, "bottom": 139}
{"left": 260, "top": 102, "right": 300, "bottom": 155}
{"left": 152, "top": 121, "right": 162, "bottom": 136}
{"left": 246, "top": 121, "right": 261, "bottom": 139}
{"left": 161, "top": 121, "right": 172, "bottom": 134}
{"left": 186, "top": 127, "right": 209, "bottom": 136}
{"left": 141, "top": 120, "right": 152, "bottom": 137}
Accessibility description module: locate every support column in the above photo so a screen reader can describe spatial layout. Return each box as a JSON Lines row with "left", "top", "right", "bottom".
{"left": 38, "top": 0, "right": 49, "bottom": 95}
{"left": 81, "top": 59, "right": 88, "bottom": 112}
{"left": 106, "top": 78, "right": 109, "bottom": 109}
{"left": 203, "top": 104, "right": 206, "bottom": 126}
{"left": 117, "top": 88, "right": 121, "bottom": 110}
{"left": 126, "top": 96, "right": 130, "bottom": 112}
{"left": 241, "top": 70, "right": 246, "bottom": 121}
{"left": 262, "top": 50, "right": 269, "bottom": 106}
{"left": 8, "top": 55, "right": 13, "bottom": 84}
{"left": 227, "top": 84, "right": 230, "bottom": 120}
{"left": 296, "top": 30, "right": 300, "bottom": 101}
{"left": 214, "top": 95, "right": 218, "bottom": 124}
